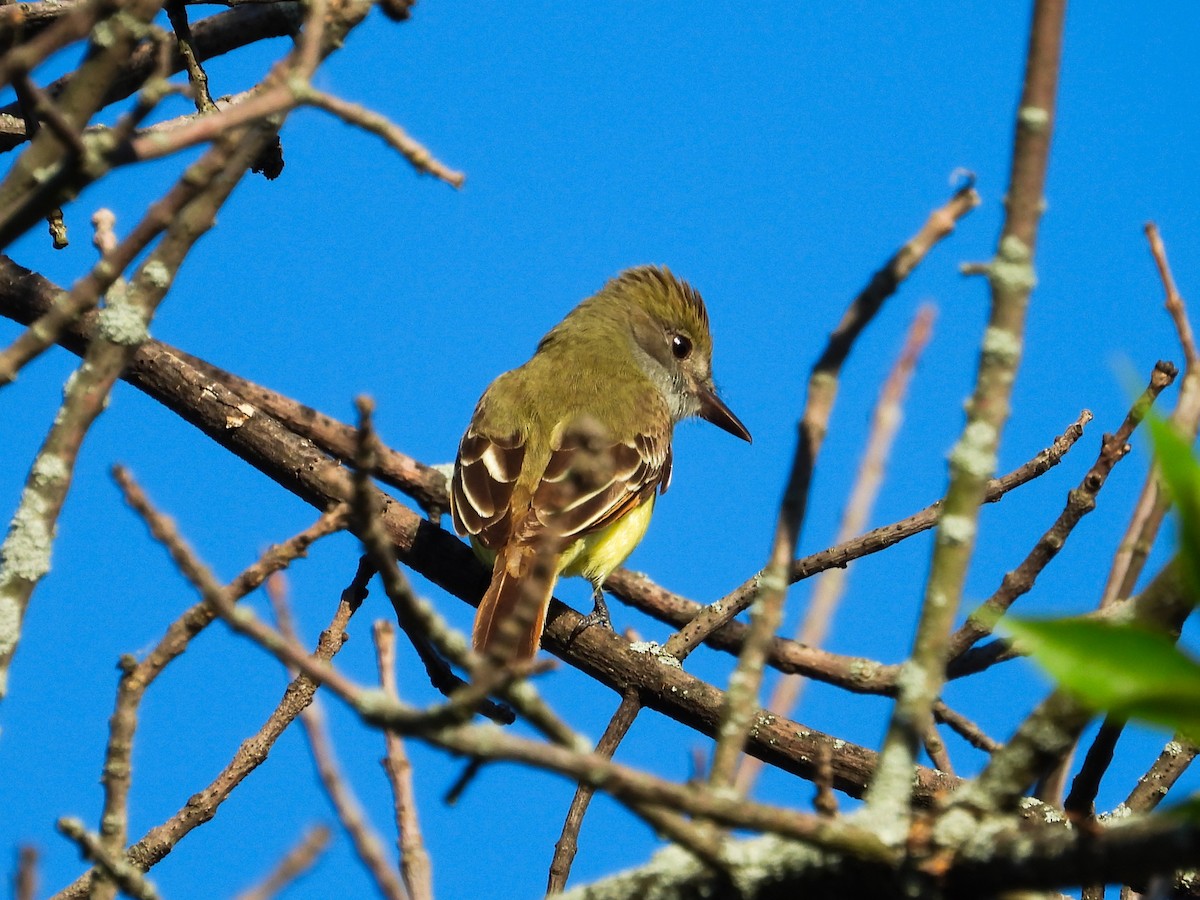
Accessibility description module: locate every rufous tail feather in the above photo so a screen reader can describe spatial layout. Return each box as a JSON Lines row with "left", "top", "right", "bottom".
{"left": 472, "top": 546, "right": 560, "bottom": 664}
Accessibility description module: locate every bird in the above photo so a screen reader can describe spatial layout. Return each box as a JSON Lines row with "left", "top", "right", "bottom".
{"left": 449, "top": 265, "right": 751, "bottom": 663}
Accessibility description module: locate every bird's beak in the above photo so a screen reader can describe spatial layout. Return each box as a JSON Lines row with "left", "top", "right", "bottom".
{"left": 697, "top": 386, "right": 752, "bottom": 443}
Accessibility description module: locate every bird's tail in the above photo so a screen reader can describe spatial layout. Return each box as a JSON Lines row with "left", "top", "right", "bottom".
{"left": 472, "top": 543, "right": 560, "bottom": 664}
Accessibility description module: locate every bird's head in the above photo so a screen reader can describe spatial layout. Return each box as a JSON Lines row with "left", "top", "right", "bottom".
{"left": 607, "top": 265, "right": 751, "bottom": 442}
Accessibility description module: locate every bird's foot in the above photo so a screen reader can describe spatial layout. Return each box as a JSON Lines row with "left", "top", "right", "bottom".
{"left": 568, "top": 589, "right": 613, "bottom": 644}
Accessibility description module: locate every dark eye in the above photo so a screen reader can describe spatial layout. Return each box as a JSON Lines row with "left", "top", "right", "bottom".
{"left": 671, "top": 334, "right": 693, "bottom": 360}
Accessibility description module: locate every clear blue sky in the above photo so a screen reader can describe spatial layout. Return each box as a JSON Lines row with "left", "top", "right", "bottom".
{"left": 2, "top": 4, "right": 1198, "bottom": 897}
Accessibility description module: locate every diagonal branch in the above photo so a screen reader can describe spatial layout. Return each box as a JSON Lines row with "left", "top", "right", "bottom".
{"left": 947, "top": 359, "right": 1176, "bottom": 658}
{"left": 707, "top": 181, "right": 980, "bottom": 793}
{"left": 0, "top": 257, "right": 957, "bottom": 804}
{"left": 865, "top": 0, "right": 1067, "bottom": 835}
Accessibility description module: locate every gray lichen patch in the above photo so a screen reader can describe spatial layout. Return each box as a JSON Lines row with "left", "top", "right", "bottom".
{"left": 97, "top": 291, "right": 149, "bottom": 346}
{"left": 1, "top": 491, "right": 54, "bottom": 582}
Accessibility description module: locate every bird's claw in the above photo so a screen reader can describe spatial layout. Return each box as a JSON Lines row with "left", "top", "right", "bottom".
{"left": 568, "top": 590, "right": 613, "bottom": 644}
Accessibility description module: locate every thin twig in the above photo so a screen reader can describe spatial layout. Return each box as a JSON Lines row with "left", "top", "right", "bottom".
{"left": 301, "top": 87, "right": 465, "bottom": 187}
{"left": 51, "top": 512, "right": 362, "bottom": 900}
{"left": 1100, "top": 224, "right": 1200, "bottom": 608}
{"left": 165, "top": 0, "right": 217, "bottom": 112}
{"left": 232, "top": 824, "right": 331, "bottom": 900}
{"left": 948, "top": 360, "right": 1177, "bottom": 658}
{"left": 932, "top": 700, "right": 1000, "bottom": 754}
{"left": 706, "top": 182, "right": 980, "bottom": 794}
{"left": 374, "top": 621, "right": 433, "bottom": 900}
{"left": 1124, "top": 737, "right": 1199, "bottom": 813}
{"left": 124, "top": 75, "right": 464, "bottom": 188}
{"left": 1147, "top": 222, "right": 1199, "bottom": 369}
{"left": 735, "top": 304, "right": 935, "bottom": 794}
{"left": 57, "top": 818, "right": 159, "bottom": 900}
{"left": 813, "top": 742, "right": 839, "bottom": 817}
{"left": 268, "top": 576, "right": 408, "bottom": 900}
{"left": 923, "top": 726, "right": 954, "bottom": 777}
{"left": 15, "top": 845, "right": 38, "bottom": 900}
{"left": 1064, "top": 717, "right": 1125, "bottom": 818}
{"left": 547, "top": 691, "right": 641, "bottom": 893}
{"left": 867, "top": 0, "right": 1066, "bottom": 837}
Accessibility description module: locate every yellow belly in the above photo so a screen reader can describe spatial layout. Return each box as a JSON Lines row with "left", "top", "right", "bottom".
{"left": 469, "top": 494, "right": 656, "bottom": 588}
{"left": 559, "top": 493, "right": 656, "bottom": 585}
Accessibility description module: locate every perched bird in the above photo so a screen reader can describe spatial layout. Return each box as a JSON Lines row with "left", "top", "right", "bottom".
{"left": 450, "top": 266, "right": 751, "bottom": 662}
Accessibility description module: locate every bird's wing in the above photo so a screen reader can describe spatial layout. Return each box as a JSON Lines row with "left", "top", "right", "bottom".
{"left": 454, "top": 417, "right": 672, "bottom": 663}
{"left": 450, "top": 429, "right": 526, "bottom": 551}
{"left": 528, "top": 427, "right": 673, "bottom": 542}
{"left": 451, "top": 424, "right": 672, "bottom": 550}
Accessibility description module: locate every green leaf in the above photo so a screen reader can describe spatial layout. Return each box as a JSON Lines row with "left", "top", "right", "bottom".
{"left": 1148, "top": 415, "right": 1200, "bottom": 595}
{"left": 1005, "top": 617, "right": 1200, "bottom": 740}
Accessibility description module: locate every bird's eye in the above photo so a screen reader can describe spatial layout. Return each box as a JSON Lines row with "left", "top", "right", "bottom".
{"left": 671, "top": 334, "right": 693, "bottom": 360}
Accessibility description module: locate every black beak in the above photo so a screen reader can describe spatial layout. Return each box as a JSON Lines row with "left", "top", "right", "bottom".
{"left": 698, "top": 386, "right": 752, "bottom": 443}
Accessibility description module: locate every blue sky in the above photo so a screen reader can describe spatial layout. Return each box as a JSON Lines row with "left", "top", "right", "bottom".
{"left": 2, "top": 4, "right": 1199, "bottom": 897}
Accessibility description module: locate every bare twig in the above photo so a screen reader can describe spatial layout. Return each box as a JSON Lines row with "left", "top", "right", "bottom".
{"left": 1100, "top": 224, "right": 1200, "bottom": 608}
{"left": 1146, "top": 222, "right": 1199, "bottom": 368}
{"left": 932, "top": 700, "right": 1000, "bottom": 754}
{"left": 303, "top": 88, "right": 465, "bottom": 187}
{"left": 165, "top": 0, "right": 217, "bottom": 112}
{"left": 813, "top": 743, "right": 840, "bottom": 817}
{"left": 124, "top": 75, "right": 464, "bottom": 187}
{"left": 57, "top": 818, "right": 159, "bottom": 900}
{"left": 735, "top": 304, "right": 935, "bottom": 794}
{"left": 374, "top": 621, "right": 433, "bottom": 900}
{"left": 547, "top": 691, "right": 641, "bottom": 893}
{"left": 707, "top": 182, "right": 979, "bottom": 793}
{"left": 51, "top": 523, "right": 363, "bottom": 900}
{"left": 232, "top": 825, "right": 331, "bottom": 900}
{"left": 1124, "top": 737, "right": 1199, "bottom": 813}
{"left": 14, "top": 845, "right": 38, "bottom": 900}
{"left": 867, "top": 0, "right": 1066, "bottom": 836}
{"left": 1064, "top": 717, "right": 1125, "bottom": 818}
{"left": 948, "top": 359, "right": 1177, "bottom": 658}
{"left": 92, "top": 653, "right": 140, "bottom": 900}
{"left": 923, "top": 725, "right": 955, "bottom": 777}
{"left": 268, "top": 577, "right": 408, "bottom": 900}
